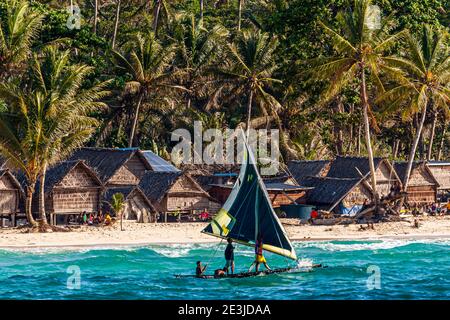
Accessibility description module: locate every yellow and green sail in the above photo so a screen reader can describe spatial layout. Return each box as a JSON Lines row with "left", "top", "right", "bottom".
{"left": 202, "top": 139, "right": 297, "bottom": 260}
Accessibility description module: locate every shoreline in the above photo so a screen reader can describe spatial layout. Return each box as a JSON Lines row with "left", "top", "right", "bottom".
{"left": 0, "top": 216, "right": 449, "bottom": 250}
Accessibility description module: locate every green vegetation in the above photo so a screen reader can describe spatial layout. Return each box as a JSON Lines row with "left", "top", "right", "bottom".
{"left": 0, "top": 0, "right": 448, "bottom": 225}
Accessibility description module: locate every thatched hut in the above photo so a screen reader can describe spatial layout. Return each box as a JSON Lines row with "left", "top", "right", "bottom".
{"left": 287, "top": 160, "right": 331, "bottom": 184}
{"left": 301, "top": 176, "right": 372, "bottom": 215}
{"left": 208, "top": 175, "right": 310, "bottom": 208}
{"left": 0, "top": 169, "right": 22, "bottom": 227}
{"left": 102, "top": 186, "right": 157, "bottom": 223}
{"left": 180, "top": 163, "right": 239, "bottom": 192}
{"left": 427, "top": 161, "right": 450, "bottom": 202}
{"left": 395, "top": 162, "right": 439, "bottom": 205}
{"left": 325, "top": 156, "right": 401, "bottom": 197}
{"left": 139, "top": 171, "right": 221, "bottom": 222}
{"left": 38, "top": 161, "right": 103, "bottom": 225}
{"left": 69, "top": 147, "right": 152, "bottom": 186}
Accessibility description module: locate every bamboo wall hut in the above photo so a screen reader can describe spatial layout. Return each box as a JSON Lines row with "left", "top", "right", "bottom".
{"left": 325, "top": 156, "right": 401, "bottom": 197}
{"left": 102, "top": 186, "right": 157, "bottom": 223}
{"left": 208, "top": 175, "right": 310, "bottom": 208}
{"left": 0, "top": 170, "right": 22, "bottom": 227}
{"left": 139, "top": 171, "right": 221, "bottom": 222}
{"left": 36, "top": 161, "right": 103, "bottom": 225}
{"left": 69, "top": 148, "right": 152, "bottom": 186}
{"left": 395, "top": 162, "right": 439, "bottom": 205}
{"left": 427, "top": 161, "right": 450, "bottom": 201}
{"left": 301, "top": 176, "right": 372, "bottom": 215}
{"left": 180, "top": 164, "right": 239, "bottom": 192}
{"left": 287, "top": 160, "right": 331, "bottom": 184}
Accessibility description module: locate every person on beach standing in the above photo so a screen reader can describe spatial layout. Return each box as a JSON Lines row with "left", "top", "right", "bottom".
{"left": 224, "top": 238, "right": 235, "bottom": 275}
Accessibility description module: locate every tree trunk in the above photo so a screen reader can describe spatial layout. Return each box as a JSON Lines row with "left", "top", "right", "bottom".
{"left": 25, "top": 185, "right": 37, "bottom": 227}
{"left": 153, "top": 0, "right": 162, "bottom": 34}
{"left": 200, "top": 0, "right": 204, "bottom": 21}
{"left": 129, "top": 93, "right": 144, "bottom": 148}
{"left": 360, "top": 67, "right": 378, "bottom": 203}
{"left": 38, "top": 164, "right": 48, "bottom": 225}
{"left": 403, "top": 104, "right": 428, "bottom": 191}
{"left": 393, "top": 139, "right": 400, "bottom": 159}
{"left": 246, "top": 90, "right": 254, "bottom": 136}
{"left": 437, "top": 125, "right": 447, "bottom": 161}
{"left": 112, "top": 0, "right": 121, "bottom": 49}
{"left": 93, "top": 0, "right": 99, "bottom": 34}
{"left": 357, "top": 124, "right": 361, "bottom": 156}
{"left": 238, "top": 0, "right": 243, "bottom": 31}
{"left": 427, "top": 110, "right": 438, "bottom": 160}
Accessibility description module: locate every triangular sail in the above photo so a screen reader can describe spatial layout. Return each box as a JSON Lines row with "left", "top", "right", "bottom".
{"left": 202, "top": 135, "right": 297, "bottom": 260}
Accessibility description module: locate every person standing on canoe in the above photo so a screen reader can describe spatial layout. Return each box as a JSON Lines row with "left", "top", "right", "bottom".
{"left": 224, "top": 238, "right": 235, "bottom": 275}
{"left": 249, "top": 233, "right": 271, "bottom": 272}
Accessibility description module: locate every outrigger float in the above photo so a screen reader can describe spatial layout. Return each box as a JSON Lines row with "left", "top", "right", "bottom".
{"left": 175, "top": 132, "right": 325, "bottom": 279}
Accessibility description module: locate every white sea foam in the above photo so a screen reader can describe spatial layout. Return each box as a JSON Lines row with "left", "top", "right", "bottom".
{"left": 294, "top": 238, "right": 450, "bottom": 252}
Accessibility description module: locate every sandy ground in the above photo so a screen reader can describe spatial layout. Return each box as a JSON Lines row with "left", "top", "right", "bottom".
{"left": 0, "top": 216, "right": 450, "bottom": 249}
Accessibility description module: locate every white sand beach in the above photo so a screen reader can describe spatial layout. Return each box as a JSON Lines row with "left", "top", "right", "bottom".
{"left": 0, "top": 216, "right": 450, "bottom": 249}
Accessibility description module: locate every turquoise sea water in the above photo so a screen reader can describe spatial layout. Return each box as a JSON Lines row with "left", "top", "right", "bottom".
{"left": 0, "top": 239, "right": 449, "bottom": 300}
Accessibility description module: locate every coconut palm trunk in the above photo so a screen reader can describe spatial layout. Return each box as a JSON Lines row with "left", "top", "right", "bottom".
{"left": 93, "top": 0, "right": 98, "bottom": 34}
{"left": 112, "top": 0, "right": 121, "bottom": 49}
{"left": 246, "top": 89, "right": 253, "bottom": 135}
{"left": 403, "top": 102, "right": 428, "bottom": 191}
{"left": 437, "top": 126, "right": 447, "bottom": 161}
{"left": 427, "top": 110, "right": 438, "bottom": 160}
{"left": 38, "top": 163, "right": 48, "bottom": 225}
{"left": 25, "top": 184, "right": 37, "bottom": 227}
{"left": 200, "top": 0, "right": 204, "bottom": 21}
{"left": 129, "top": 93, "right": 144, "bottom": 148}
{"left": 153, "top": 0, "right": 162, "bottom": 33}
{"left": 360, "top": 67, "right": 378, "bottom": 203}
{"left": 237, "top": 0, "right": 243, "bottom": 31}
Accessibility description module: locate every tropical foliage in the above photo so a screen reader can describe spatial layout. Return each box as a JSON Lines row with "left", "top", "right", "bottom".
{"left": 0, "top": 0, "right": 448, "bottom": 225}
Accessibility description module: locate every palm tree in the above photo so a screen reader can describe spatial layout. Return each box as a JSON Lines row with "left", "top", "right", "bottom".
{"left": 112, "top": 32, "right": 185, "bottom": 147}
{"left": 0, "top": 0, "right": 43, "bottom": 80}
{"left": 378, "top": 25, "right": 449, "bottom": 189}
{"left": 151, "top": 0, "right": 172, "bottom": 34}
{"left": 237, "top": 0, "right": 244, "bottom": 31}
{"left": 111, "top": 192, "right": 125, "bottom": 231}
{"left": 174, "top": 15, "right": 228, "bottom": 109}
{"left": 0, "top": 47, "right": 111, "bottom": 226}
{"left": 309, "top": 0, "right": 406, "bottom": 203}
{"left": 213, "top": 30, "right": 281, "bottom": 131}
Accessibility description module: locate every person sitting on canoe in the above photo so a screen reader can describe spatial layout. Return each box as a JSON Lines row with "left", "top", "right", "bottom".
{"left": 248, "top": 233, "right": 271, "bottom": 272}
{"left": 214, "top": 267, "right": 227, "bottom": 278}
{"left": 224, "top": 238, "right": 235, "bottom": 275}
{"left": 196, "top": 261, "right": 207, "bottom": 278}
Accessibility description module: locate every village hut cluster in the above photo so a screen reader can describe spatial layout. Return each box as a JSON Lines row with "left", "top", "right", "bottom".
{"left": 0, "top": 150, "right": 449, "bottom": 227}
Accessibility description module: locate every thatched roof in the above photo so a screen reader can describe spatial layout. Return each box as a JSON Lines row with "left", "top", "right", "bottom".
{"left": 394, "top": 161, "right": 439, "bottom": 186}
{"left": 102, "top": 186, "right": 156, "bottom": 213}
{"left": 302, "top": 176, "right": 363, "bottom": 210}
{"left": 69, "top": 147, "right": 152, "bottom": 183}
{"left": 139, "top": 171, "right": 182, "bottom": 203}
{"left": 287, "top": 160, "right": 330, "bottom": 183}
{"left": 0, "top": 169, "right": 23, "bottom": 192}
{"left": 43, "top": 161, "right": 102, "bottom": 192}
{"left": 139, "top": 171, "right": 212, "bottom": 203}
{"left": 180, "top": 163, "right": 240, "bottom": 176}
{"left": 326, "top": 156, "right": 384, "bottom": 179}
